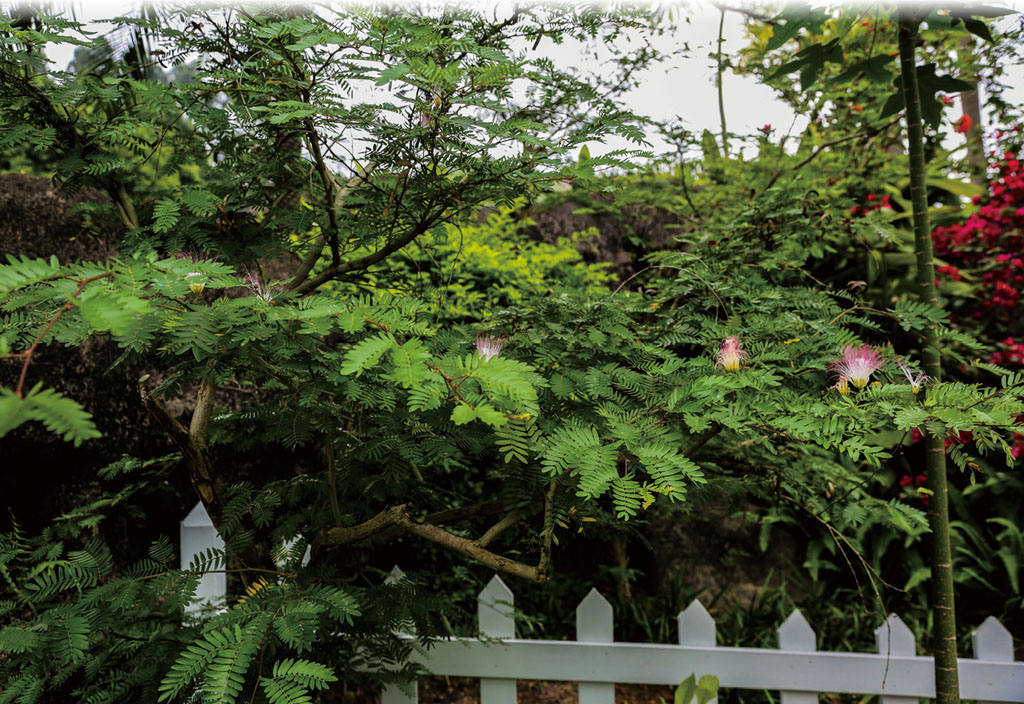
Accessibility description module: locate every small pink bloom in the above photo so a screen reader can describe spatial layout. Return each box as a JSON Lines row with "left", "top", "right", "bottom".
{"left": 716, "top": 336, "right": 748, "bottom": 372}
{"left": 475, "top": 335, "right": 505, "bottom": 362}
{"left": 829, "top": 344, "right": 885, "bottom": 389}
{"left": 242, "top": 268, "right": 280, "bottom": 302}
{"left": 896, "top": 358, "right": 928, "bottom": 394}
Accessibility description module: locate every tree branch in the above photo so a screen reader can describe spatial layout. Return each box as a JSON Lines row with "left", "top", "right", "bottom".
{"left": 476, "top": 510, "right": 523, "bottom": 548}
{"left": 325, "top": 439, "right": 343, "bottom": 528}
{"left": 762, "top": 116, "right": 902, "bottom": 192}
{"left": 682, "top": 424, "right": 722, "bottom": 457}
{"left": 290, "top": 207, "right": 442, "bottom": 295}
{"left": 319, "top": 501, "right": 506, "bottom": 547}
{"left": 188, "top": 377, "right": 217, "bottom": 452}
{"left": 316, "top": 502, "right": 546, "bottom": 582}
{"left": 537, "top": 481, "right": 557, "bottom": 575}
{"left": 287, "top": 164, "right": 377, "bottom": 291}
{"left": 139, "top": 375, "right": 223, "bottom": 522}
{"left": 404, "top": 515, "right": 546, "bottom": 583}
{"left": 303, "top": 117, "right": 342, "bottom": 267}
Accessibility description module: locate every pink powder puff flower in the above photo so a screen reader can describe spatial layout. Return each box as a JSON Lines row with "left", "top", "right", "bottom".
{"left": 829, "top": 344, "right": 885, "bottom": 389}
{"left": 716, "top": 336, "right": 748, "bottom": 372}
{"left": 176, "top": 251, "right": 214, "bottom": 294}
{"left": 475, "top": 335, "right": 505, "bottom": 362}
{"left": 896, "top": 358, "right": 928, "bottom": 394}
{"left": 242, "top": 268, "right": 280, "bottom": 303}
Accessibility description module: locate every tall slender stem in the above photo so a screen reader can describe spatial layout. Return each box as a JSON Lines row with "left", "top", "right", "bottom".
{"left": 897, "top": 14, "right": 960, "bottom": 704}
{"left": 715, "top": 4, "right": 729, "bottom": 156}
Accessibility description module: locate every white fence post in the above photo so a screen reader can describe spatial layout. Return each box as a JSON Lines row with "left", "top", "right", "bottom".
{"left": 479, "top": 575, "right": 516, "bottom": 704}
{"left": 874, "top": 613, "right": 916, "bottom": 704}
{"left": 179, "top": 501, "right": 225, "bottom": 615}
{"left": 778, "top": 609, "right": 817, "bottom": 704}
{"left": 576, "top": 588, "right": 614, "bottom": 704}
{"left": 382, "top": 566, "right": 418, "bottom": 704}
{"left": 678, "top": 600, "right": 718, "bottom": 704}
{"left": 973, "top": 616, "right": 1014, "bottom": 704}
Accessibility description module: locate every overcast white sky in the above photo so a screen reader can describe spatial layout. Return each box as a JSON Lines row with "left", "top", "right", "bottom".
{"left": 39, "top": 2, "right": 1024, "bottom": 162}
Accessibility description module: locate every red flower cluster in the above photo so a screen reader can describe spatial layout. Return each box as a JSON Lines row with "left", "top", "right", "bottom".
{"left": 990, "top": 336, "right": 1024, "bottom": 366}
{"left": 850, "top": 192, "right": 892, "bottom": 217}
{"left": 932, "top": 144, "right": 1024, "bottom": 325}
{"left": 945, "top": 429, "right": 974, "bottom": 450}
{"left": 898, "top": 473, "right": 929, "bottom": 506}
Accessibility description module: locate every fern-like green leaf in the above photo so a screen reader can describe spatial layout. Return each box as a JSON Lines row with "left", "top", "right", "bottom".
{"left": 339, "top": 332, "right": 395, "bottom": 377}
{"left": 0, "top": 254, "right": 60, "bottom": 296}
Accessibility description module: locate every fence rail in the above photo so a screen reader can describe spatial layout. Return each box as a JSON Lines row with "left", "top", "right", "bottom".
{"left": 177, "top": 503, "right": 1023, "bottom": 704}
{"left": 379, "top": 570, "right": 1023, "bottom": 704}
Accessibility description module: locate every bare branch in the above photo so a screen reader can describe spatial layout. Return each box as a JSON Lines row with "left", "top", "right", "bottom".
{"left": 188, "top": 377, "right": 217, "bottom": 451}
{"left": 537, "top": 481, "right": 557, "bottom": 575}
{"left": 287, "top": 164, "right": 376, "bottom": 290}
{"left": 139, "top": 375, "right": 222, "bottom": 521}
{"left": 320, "top": 501, "right": 506, "bottom": 547}
{"left": 303, "top": 117, "right": 342, "bottom": 267}
{"left": 762, "top": 116, "right": 902, "bottom": 192}
{"left": 325, "top": 439, "right": 342, "bottom": 528}
{"left": 316, "top": 502, "right": 546, "bottom": 582}
{"left": 682, "top": 424, "right": 722, "bottom": 457}
{"left": 403, "top": 515, "right": 546, "bottom": 583}
{"left": 290, "top": 207, "right": 443, "bottom": 295}
{"left": 476, "top": 510, "right": 523, "bottom": 548}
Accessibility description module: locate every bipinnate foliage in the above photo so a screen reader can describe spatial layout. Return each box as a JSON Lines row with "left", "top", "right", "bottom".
{"left": 1, "top": 5, "right": 1024, "bottom": 703}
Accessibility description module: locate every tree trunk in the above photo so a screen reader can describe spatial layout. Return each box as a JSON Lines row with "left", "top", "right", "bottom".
{"left": 958, "top": 36, "right": 986, "bottom": 186}
{"left": 897, "top": 14, "right": 961, "bottom": 704}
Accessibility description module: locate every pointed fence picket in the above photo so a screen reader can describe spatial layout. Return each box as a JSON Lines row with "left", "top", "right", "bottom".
{"left": 677, "top": 600, "right": 717, "bottom": 704}
{"left": 576, "top": 588, "right": 614, "bottom": 704}
{"left": 778, "top": 610, "right": 816, "bottom": 704}
{"left": 179, "top": 502, "right": 225, "bottom": 615}
{"left": 974, "top": 616, "right": 1015, "bottom": 704}
{"left": 479, "top": 576, "right": 517, "bottom": 704}
{"left": 875, "top": 613, "right": 916, "bottom": 704}
{"left": 174, "top": 508, "right": 1024, "bottom": 704}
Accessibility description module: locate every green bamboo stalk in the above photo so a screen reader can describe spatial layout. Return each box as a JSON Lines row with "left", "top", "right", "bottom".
{"left": 897, "top": 13, "right": 960, "bottom": 704}
{"left": 715, "top": 4, "right": 729, "bottom": 157}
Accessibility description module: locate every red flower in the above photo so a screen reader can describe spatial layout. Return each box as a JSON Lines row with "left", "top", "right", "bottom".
{"left": 955, "top": 114, "right": 973, "bottom": 134}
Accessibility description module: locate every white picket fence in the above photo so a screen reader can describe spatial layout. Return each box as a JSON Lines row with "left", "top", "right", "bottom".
{"left": 179, "top": 503, "right": 1024, "bottom": 703}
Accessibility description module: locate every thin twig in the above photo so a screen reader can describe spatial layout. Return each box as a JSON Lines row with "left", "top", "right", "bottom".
{"left": 611, "top": 265, "right": 685, "bottom": 295}
{"left": 325, "top": 439, "right": 343, "bottom": 528}
{"left": 248, "top": 607, "right": 283, "bottom": 704}
{"left": 15, "top": 272, "right": 113, "bottom": 398}
{"left": 140, "top": 567, "right": 295, "bottom": 581}
{"left": 763, "top": 116, "right": 903, "bottom": 192}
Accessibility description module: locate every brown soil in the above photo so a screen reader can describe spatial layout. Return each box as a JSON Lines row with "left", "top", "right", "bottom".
{"left": 419, "top": 677, "right": 674, "bottom": 704}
